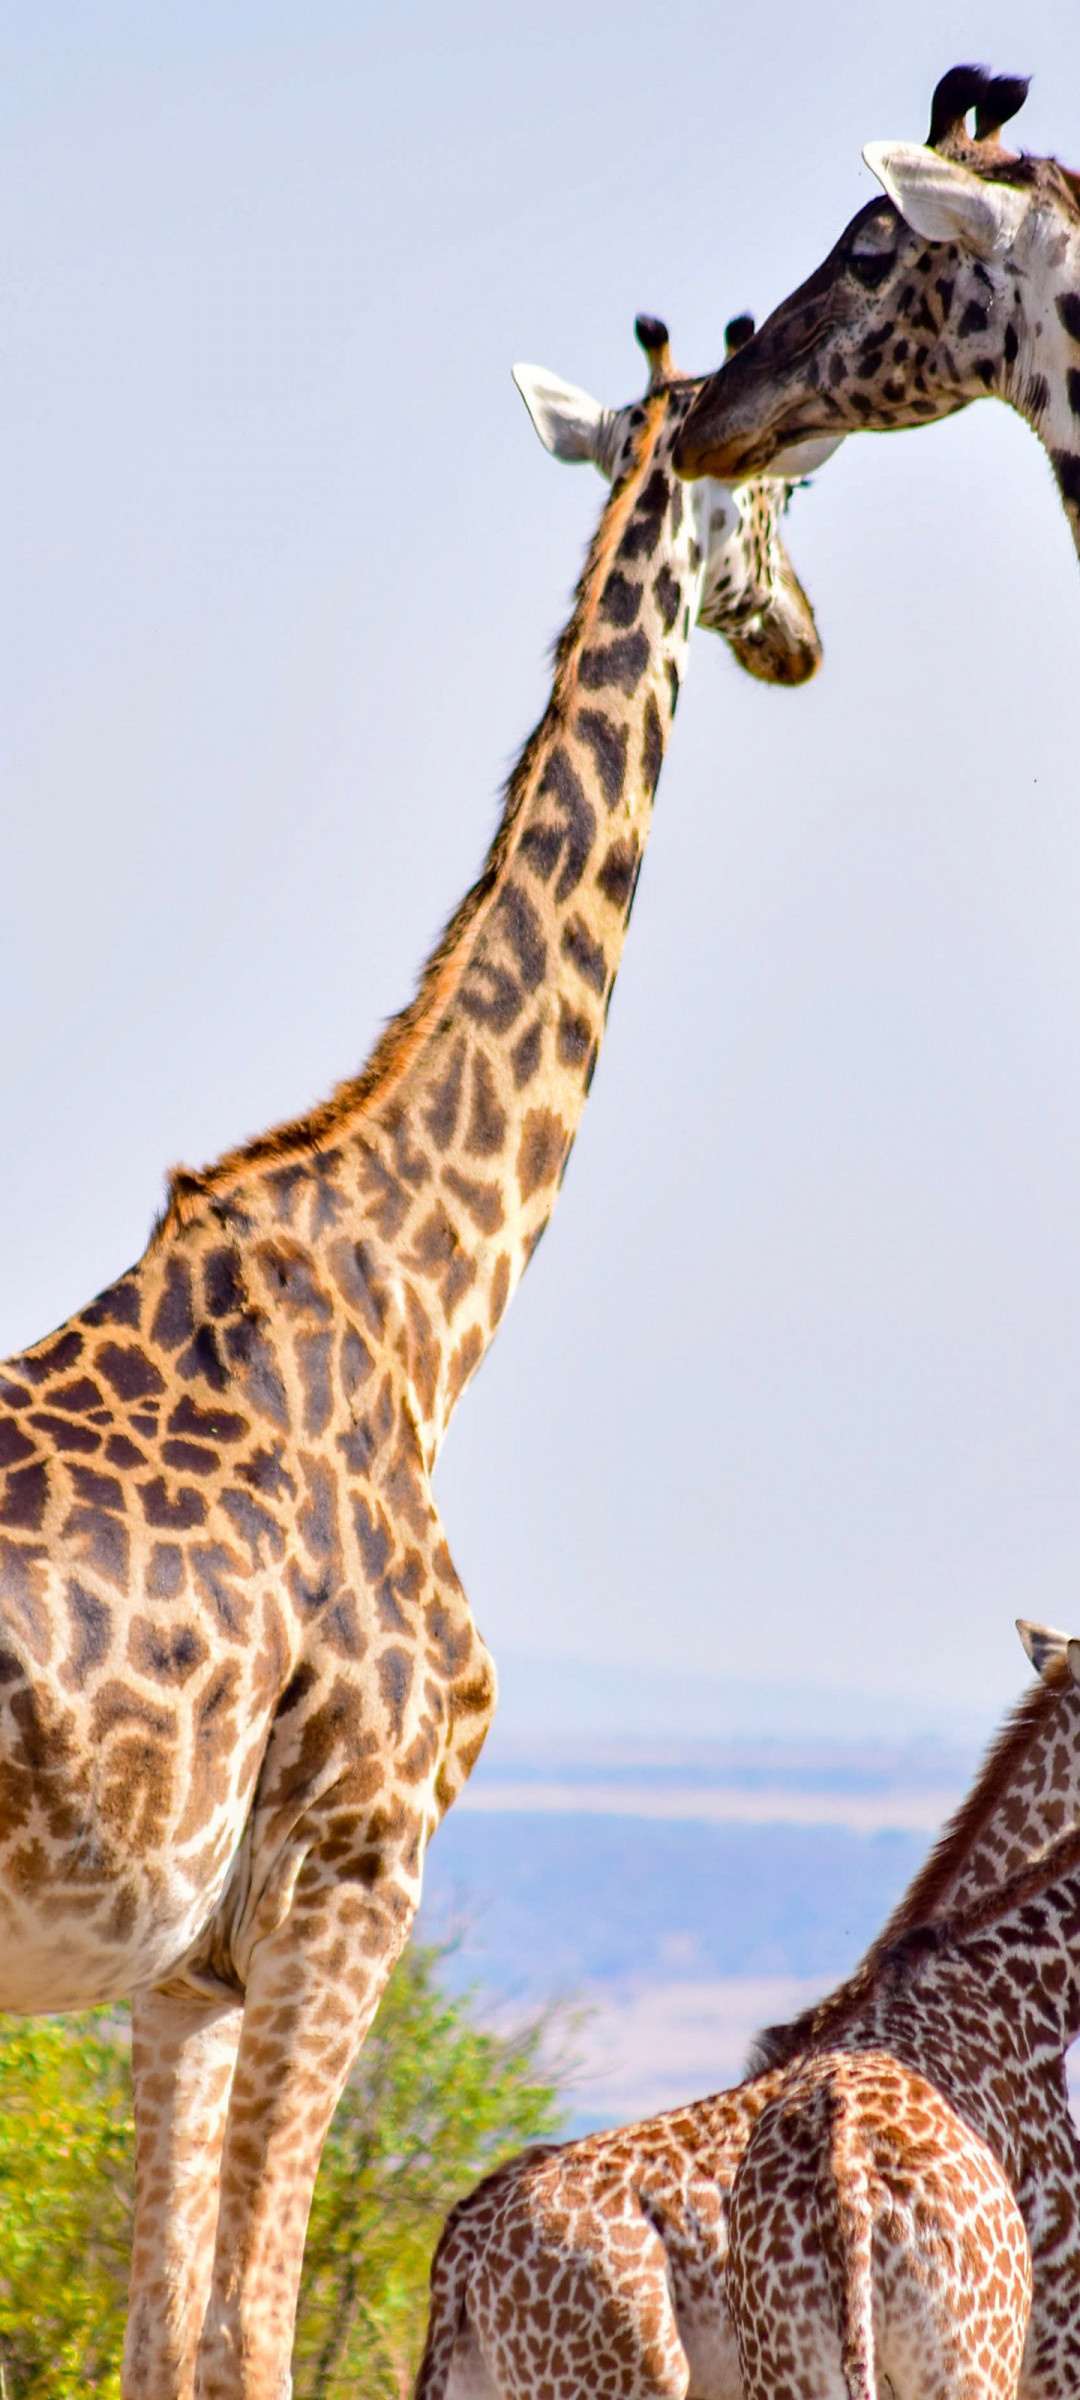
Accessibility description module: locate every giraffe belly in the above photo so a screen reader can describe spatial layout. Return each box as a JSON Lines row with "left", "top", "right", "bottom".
{"left": 0, "top": 1583, "right": 269, "bottom": 2011}
{"left": 0, "top": 1867, "right": 227, "bottom": 2012}
{"left": 445, "top": 2333, "right": 500, "bottom": 2400}
{"left": 0, "top": 1789, "right": 247, "bottom": 2012}
{"left": 0, "top": 1680, "right": 254, "bottom": 2011}
{"left": 0, "top": 1700, "right": 255, "bottom": 2010}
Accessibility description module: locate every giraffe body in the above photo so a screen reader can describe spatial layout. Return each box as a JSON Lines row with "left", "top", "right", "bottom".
{"left": 413, "top": 1625, "right": 1080, "bottom": 2400}
{"left": 729, "top": 2052, "right": 1032, "bottom": 2400}
{"left": 416, "top": 2067, "right": 1032, "bottom": 2400}
{"left": 675, "top": 65, "right": 1080, "bottom": 563}
{"left": 0, "top": 319, "right": 827, "bottom": 2400}
{"left": 414, "top": 2088, "right": 773, "bottom": 2400}
{"left": 728, "top": 1811, "right": 1080, "bottom": 2400}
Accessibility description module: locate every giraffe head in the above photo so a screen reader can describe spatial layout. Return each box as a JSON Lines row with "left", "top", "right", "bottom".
{"left": 675, "top": 67, "right": 1080, "bottom": 539}
{"left": 515, "top": 313, "right": 834, "bottom": 686}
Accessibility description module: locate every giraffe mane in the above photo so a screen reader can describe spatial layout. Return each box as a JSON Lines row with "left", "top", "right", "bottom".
{"left": 156, "top": 387, "right": 672, "bottom": 1239}
{"left": 746, "top": 1659, "right": 1068, "bottom": 2076}
{"left": 921, "top": 130, "right": 1080, "bottom": 220}
{"left": 965, "top": 152, "right": 1080, "bottom": 212}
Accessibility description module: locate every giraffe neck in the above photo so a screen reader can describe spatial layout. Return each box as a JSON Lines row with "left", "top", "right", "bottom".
{"left": 783, "top": 1825, "right": 1080, "bottom": 2165}
{"left": 873, "top": 1663, "right": 1080, "bottom": 1941}
{"left": 879, "top": 1825, "right": 1080, "bottom": 2074}
{"left": 165, "top": 386, "right": 704, "bottom": 1462}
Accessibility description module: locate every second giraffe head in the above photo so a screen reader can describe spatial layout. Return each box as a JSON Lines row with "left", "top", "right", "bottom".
{"left": 515, "top": 314, "right": 839, "bottom": 687}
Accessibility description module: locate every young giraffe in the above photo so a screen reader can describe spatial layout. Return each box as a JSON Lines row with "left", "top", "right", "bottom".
{"left": 412, "top": 1620, "right": 1080, "bottom": 2400}
{"left": 728, "top": 1799, "right": 1080, "bottom": 2400}
{"left": 0, "top": 317, "right": 829, "bottom": 2400}
{"left": 731, "top": 2055, "right": 1031, "bottom": 2400}
{"left": 674, "top": 64, "right": 1080, "bottom": 567}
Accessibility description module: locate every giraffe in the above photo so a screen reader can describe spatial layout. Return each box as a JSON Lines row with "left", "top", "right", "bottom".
{"left": 730, "top": 2052, "right": 1032, "bottom": 2400}
{"left": 727, "top": 2055, "right": 1031, "bottom": 2400}
{"left": 0, "top": 315, "right": 832, "bottom": 2400}
{"left": 727, "top": 1806, "right": 1080, "bottom": 2400}
{"left": 673, "top": 64, "right": 1080, "bottom": 569}
{"left": 514, "top": 309, "right": 831, "bottom": 686}
{"left": 412, "top": 1619, "right": 1080, "bottom": 2400}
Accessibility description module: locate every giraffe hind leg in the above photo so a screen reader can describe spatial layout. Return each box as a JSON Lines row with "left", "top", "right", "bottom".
{"left": 467, "top": 2230, "right": 691, "bottom": 2399}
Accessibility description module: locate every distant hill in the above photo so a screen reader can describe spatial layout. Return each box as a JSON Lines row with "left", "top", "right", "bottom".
{"left": 419, "top": 1810, "right": 927, "bottom": 2000}
{"left": 484, "top": 1647, "right": 993, "bottom": 1749}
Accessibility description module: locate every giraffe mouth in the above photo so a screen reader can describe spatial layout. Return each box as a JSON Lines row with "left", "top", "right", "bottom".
{"left": 677, "top": 407, "right": 834, "bottom": 483}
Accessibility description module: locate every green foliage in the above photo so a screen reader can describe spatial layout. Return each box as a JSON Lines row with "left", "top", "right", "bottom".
{"left": 0, "top": 2010, "right": 132, "bottom": 2399}
{"left": 0, "top": 1950, "right": 563, "bottom": 2400}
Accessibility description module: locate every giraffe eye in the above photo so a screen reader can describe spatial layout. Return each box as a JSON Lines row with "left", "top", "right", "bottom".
{"left": 849, "top": 211, "right": 898, "bottom": 288}
{"left": 850, "top": 242, "right": 896, "bottom": 288}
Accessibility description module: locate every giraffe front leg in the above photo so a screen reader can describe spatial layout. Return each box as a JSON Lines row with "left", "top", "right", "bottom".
{"left": 191, "top": 1813, "right": 429, "bottom": 2400}
{"left": 124, "top": 1987, "right": 245, "bottom": 2400}
{"left": 189, "top": 1482, "right": 495, "bottom": 2400}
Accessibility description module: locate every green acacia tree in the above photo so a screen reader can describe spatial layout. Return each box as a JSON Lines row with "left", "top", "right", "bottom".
{"left": 0, "top": 1948, "right": 565, "bottom": 2400}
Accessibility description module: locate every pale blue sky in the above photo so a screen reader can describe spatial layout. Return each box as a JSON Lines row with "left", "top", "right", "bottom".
{"left": 4, "top": 3, "right": 1080, "bottom": 1737}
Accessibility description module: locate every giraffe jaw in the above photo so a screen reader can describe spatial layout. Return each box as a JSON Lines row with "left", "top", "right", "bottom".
{"left": 767, "top": 431, "right": 845, "bottom": 477}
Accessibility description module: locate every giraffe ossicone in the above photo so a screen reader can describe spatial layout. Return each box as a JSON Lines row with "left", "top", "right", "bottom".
{"left": 0, "top": 311, "right": 833, "bottom": 2400}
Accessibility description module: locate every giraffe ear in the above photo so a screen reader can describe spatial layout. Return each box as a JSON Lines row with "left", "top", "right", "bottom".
{"left": 512, "top": 364, "right": 612, "bottom": 467}
{"left": 1017, "top": 1618, "right": 1071, "bottom": 1678}
{"left": 863, "top": 141, "right": 1030, "bottom": 260}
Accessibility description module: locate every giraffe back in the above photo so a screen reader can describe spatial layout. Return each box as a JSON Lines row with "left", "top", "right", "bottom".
{"left": 728, "top": 2052, "right": 1032, "bottom": 2400}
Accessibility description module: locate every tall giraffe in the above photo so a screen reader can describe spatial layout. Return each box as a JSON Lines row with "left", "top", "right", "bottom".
{"left": 674, "top": 64, "right": 1080, "bottom": 565}
{"left": 413, "top": 1619, "right": 1080, "bottom": 2400}
{"left": 0, "top": 316, "right": 830, "bottom": 2400}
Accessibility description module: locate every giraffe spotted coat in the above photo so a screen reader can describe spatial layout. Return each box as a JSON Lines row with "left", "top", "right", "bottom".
{"left": 0, "top": 316, "right": 827, "bottom": 2400}
{"left": 414, "top": 1625, "right": 1080, "bottom": 2400}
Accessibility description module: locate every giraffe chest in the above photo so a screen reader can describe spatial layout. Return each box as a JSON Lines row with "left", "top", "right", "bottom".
{"left": 0, "top": 1167, "right": 490, "bottom": 2013}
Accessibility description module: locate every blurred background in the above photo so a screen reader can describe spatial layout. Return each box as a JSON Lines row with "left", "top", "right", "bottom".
{"left": 4, "top": 0, "right": 1080, "bottom": 2121}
